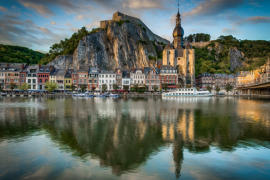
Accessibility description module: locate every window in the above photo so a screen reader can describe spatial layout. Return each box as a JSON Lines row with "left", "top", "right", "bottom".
{"left": 134, "top": 80, "right": 136, "bottom": 83}
{"left": 28, "top": 79, "right": 31, "bottom": 83}
{"left": 53, "top": 80, "right": 55, "bottom": 83}
{"left": 21, "top": 74, "right": 25, "bottom": 77}
{"left": 102, "top": 80, "right": 104, "bottom": 83}
{"left": 21, "top": 79, "right": 25, "bottom": 83}
{"left": 106, "top": 80, "right": 107, "bottom": 83}
{"left": 33, "top": 79, "right": 36, "bottom": 83}
{"left": 73, "top": 80, "right": 76, "bottom": 83}
{"left": 84, "top": 79, "right": 86, "bottom": 83}
{"left": 151, "top": 75, "right": 155, "bottom": 79}
{"left": 106, "top": 75, "right": 108, "bottom": 78}
{"left": 45, "top": 79, "right": 48, "bottom": 82}
{"left": 109, "top": 80, "right": 111, "bottom": 83}
{"left": 80, "top": 79, "right": 82, "bottom": 83}
{"left": 15, "top": 79, "right": 18, "bottom": 83}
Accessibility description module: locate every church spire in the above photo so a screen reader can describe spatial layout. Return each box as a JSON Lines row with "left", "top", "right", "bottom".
{"left": 176, "top": 1, "right": 181, "bottom": 26}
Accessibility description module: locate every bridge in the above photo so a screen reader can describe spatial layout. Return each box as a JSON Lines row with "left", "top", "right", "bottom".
{"left": 237, "top": 81, "right": 270, "bottom": 95}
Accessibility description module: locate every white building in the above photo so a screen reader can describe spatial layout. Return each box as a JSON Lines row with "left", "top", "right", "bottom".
{"left": 122, "top": 70, "right": 131, "bottom": 90}
{"left": 130, "top": 68, "right": 145, "bottom": 86}
{"left": 26, "top": 65, "right": 38, "bottom": 90}
{"left": 99, "top": 70, "right": 116, "bottom": 91}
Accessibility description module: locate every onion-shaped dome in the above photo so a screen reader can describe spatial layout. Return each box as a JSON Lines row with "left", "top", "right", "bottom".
{"left": 173, "top": 26, "right": 184, "bottom": 38}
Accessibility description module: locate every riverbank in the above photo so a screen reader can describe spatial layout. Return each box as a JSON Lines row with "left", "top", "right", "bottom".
{"left": 2, "top": 94, "right": 270, "bottom": 98}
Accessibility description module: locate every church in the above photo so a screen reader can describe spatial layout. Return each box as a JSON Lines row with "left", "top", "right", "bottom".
{"left": 162, "top": 7, "right": 195, "bottom": 87}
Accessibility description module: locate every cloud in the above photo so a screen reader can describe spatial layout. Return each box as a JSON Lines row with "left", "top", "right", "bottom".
{"left": 0, "top": 6, "right": 8, "bottom": 12}
{"left": 122, "top": 0, "right": 164, "bottom": 9}
{"left": 221, "top": 27, "right": 238, "bottom": 34}
{"left": 65, "top": 23, "right": 73, "bottom": 27}
{"left": 0, "top": 13, "right": 67, "bottom": 51}
{"left": 183, "top": 0, "right": 244, "bottom": 17}
{"left": 234, "top": 16, "right": 270, "bottom": 26}
{"left": 51, "top": 21, "right": 57, "bottom": 25}
{"left": 24, "top": 13, "right": 33, "bottom": 17}
{"left": 86, "top": 21, "right": 100, "bottom": 30}
{"left": 76, "top": 15, "right": 85, "bottom": 20}
{"left": 71, "top": 27, "right": 79, "bottom": 32}
{"left": 19, "top": 0, "right": 56, "bottom": 17}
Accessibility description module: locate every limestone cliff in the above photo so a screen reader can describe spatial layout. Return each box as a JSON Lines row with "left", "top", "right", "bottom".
{"left": 48, "top": 21, "right": 164, "bottom": 70}
{"left": 186, "top": 41, "right": 244, "bottom": 70}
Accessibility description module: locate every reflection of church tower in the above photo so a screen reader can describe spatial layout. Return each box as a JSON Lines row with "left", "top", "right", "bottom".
{"left": 162, "top": 4, "right": 195, "bottom": 87}
{"left": 173, "top": 134, "right": 184, "bottom": 179}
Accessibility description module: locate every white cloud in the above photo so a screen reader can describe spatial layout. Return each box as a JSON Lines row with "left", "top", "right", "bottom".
{"left": 0, "top": 6, "right": 8, "bottom": 12}
{"left": 19, "top": 0, "right": 55, "bottom": 17}
{"left": 51, "top": 21, "right": 57, "bottom": 25}
{"left": 86, "top": 21, "right": 100, "bottom": 30}
{"left": 76, "top": 15, "right": 84, "bottom": 20}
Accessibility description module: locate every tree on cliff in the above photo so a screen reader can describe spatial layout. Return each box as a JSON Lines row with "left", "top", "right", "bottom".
{"left": 39, "top": 27, "right": 92, "bottom": 65}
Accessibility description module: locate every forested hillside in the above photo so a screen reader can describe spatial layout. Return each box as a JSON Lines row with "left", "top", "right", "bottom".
{"left": 192, "top": 35, "right": 270, "bottom": 77}
{"left": 0, "top": 44, "right": 44, "bottom": 64}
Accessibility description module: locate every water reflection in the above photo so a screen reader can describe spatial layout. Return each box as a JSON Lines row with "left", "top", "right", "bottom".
{"left": 0, "top": 97, "right": 270, "bottom": 179}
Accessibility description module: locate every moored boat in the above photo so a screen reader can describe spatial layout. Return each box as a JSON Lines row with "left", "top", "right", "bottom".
{"left": 162, "top": 88, "right": 213, "bottom": 97}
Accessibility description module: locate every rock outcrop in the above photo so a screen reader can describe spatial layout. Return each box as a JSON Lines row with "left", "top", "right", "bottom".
{"left": 48, "top": 20, "right": 166, "bottom": 70}
{"left": 229, "top": 47, "right": 244, "bottom": 70}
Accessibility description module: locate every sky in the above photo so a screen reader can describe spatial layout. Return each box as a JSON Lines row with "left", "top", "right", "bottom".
{"left": 0, "top": 0, "right": 270, "bottom": 53}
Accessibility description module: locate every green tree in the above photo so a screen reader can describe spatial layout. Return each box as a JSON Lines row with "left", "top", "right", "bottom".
{"left": 123, "top": 85, "right": 129, "bottom": 91}
{"left": 45, "top": 81, "right": 58, "bottom": 92}
{"left": 10, "top": 83, "right": 16, "bottom": 93}
{"left": 0, "top": 83, "right": 3, "bottom": 92}
{"left": 162, "top": 83, "right": 168, "bottom": 91}
{"left": 153, "top": 85, "right": 158, "bottom": 92}
{"left": 102, "top": 84, "right": 107, "bottom": 92}
{"left": 143, "top": 85, "right": 148, "bottom": 92}
{"left": 71, "top": 84, "right": 76, "bottom": 92}
{"left": 225, "top": 83, "right": 233, "bottom": 95}
{"left": 80, "top": 84, "right": 87, "bottom": 93}
{"left": 19, "top": 83, "right": 30, "bottom": 92}
{"left": 113, "top": 84, "right": 118, "bottom": 91}
{"left": 133, "top": 84, "right": 139, "bottom": 92}
{"left": 206, "top": 85, "right": 212, "bottom": 93}
{"left": 215, "top": 85, "right": 220, "bottom": 94}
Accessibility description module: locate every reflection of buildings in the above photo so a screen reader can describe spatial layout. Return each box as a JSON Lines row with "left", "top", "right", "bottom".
{"left": 1, "top": 97, "right": 270, "bottom": 178}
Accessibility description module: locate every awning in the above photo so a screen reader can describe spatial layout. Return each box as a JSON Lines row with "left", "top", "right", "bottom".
{"left": 168, "top": 85, "right": 178, "bottom": 89}
{"left": 27, "top": 90, "right": 48, "bottom": 92}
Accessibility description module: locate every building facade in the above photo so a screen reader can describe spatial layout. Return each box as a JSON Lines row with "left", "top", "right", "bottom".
{"left": 88, "top": 68, "right": 99, "bottom": 91}
{"left": 160, "top": 65, "right": 178, "bottom": 85}
{"left": 144, "top": 67, "right": 160, "bottom": 91}
{"left": 122, "top": 70, "right": 131, "bottom": 90}
{"left": 99, "top": 70, "right": 116, "bottom": 91}
{"left": 115, "top": 68, "right": 122, "bottom": 89}
{"left": 130, "top": 68, "right": 145, "bottom": 87}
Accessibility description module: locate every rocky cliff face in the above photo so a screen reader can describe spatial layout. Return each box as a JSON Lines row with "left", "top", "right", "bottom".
{"left": 229, "top": 47, "right": 244, "bottom": 70}
{"left": 190, "top": 41, "right": 245, "bottom": 70}
{"left": 48, "top": 21, "right": 161, "bottom": 70}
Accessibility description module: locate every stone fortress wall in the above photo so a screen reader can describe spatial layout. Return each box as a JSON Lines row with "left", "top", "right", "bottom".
{"left": 100, "top": 12, "right": 169, "bottom": 45}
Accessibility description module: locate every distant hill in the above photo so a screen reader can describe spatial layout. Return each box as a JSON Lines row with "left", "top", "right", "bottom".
{"left": 0, "top": 44, "right": 44, "bottom": 65}
{"left": 185, "top": 35, "right": 270, "bottom": 77}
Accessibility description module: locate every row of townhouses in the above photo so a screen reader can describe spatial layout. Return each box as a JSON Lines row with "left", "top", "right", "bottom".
{"left": 0, "top": 63, "right": 178, "bottom": 92}
{"left": 195, "top": 59, "right": 270, "bottom": 89}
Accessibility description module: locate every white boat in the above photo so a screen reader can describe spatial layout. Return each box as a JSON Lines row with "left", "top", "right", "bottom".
{"left": 73, "top": 93, "right": 93, "bottom": 97}
{"left": 108, "top": 93, "right": 118, "bottom": 98}
{"left": 162, "top": 88, "right": 213, "bottom": 97}
{"left": 94, "top": 93, "right": 105, "bottom": 97}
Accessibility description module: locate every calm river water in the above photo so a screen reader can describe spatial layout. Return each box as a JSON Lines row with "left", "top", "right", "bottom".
{"left": 0, "top": 97, "right": 270, "bottom": 180}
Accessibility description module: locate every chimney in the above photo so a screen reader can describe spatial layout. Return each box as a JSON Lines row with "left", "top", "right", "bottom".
{"left": 21, "top": 64, "right": 24, "bottom": 70}
{"left": 7, "top": 63, "right": 9, "bottom": 69}
{"left": 65, "top": 70, "right": 67, "bottom": 75}
{"left": 39, "top": 64, "right": 41, "bottom": 69}
{"left": 99, "top": 68, "right": 101, "bottom": 72}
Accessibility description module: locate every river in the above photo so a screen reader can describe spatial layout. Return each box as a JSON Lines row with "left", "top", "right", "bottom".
{"left": 0, "top": 97, "right": 270, "bottom": 180}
